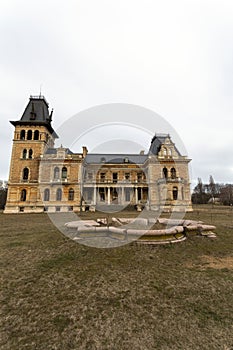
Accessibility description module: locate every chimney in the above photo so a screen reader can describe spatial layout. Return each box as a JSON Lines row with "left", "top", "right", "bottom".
{"left": 82, "top": 146, "right": 88, "bottom": 157}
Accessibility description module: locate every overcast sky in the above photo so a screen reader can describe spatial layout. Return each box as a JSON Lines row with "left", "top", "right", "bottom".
{"left": 1, "top": 0, "right": 233, "bottom": 187}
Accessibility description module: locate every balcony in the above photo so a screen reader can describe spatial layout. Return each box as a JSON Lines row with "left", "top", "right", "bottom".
{"left": 157, "top": 177, "right": 186, "bottom": 185}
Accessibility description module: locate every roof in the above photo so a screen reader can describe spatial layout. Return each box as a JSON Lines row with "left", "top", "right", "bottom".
{"left": 45, "top": 148, "right": 74, "bottom": 155}
{"left": 10, "top": 95, "right": 58, "bottom": 137}
{"left": 84, "top": 154, "right": 148, "bottom": 165}
{"left": 149, "top": 134, "right": 181, "bottom": 156}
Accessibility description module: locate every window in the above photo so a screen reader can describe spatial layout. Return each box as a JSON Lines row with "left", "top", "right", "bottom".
{"left": 137, "top": 172, "right": 143, "bottom": 182}
{"left": 22, "top": 149, "right": 27, "bottom": 159}
{"left": 68, "top": 188, "right": 74, "bottom": 201}
{"left": 125, "top": 188, "right": 131, "bottom": 201}
{"left": 20, "top": 189, "right": 27, "bottom": 201}
{"left": 28, "top": 149, "right": 33, "bottom": 159}
{"left": 87, "top": 188, "right": 93, "bottom": 201}
{"left": 34, "top": 130, "right": 39, "bottom": 140}
{"left": 124, "top": 157, "right": 129, "bottom": 163}
{"left": 44, "top": 188, "right": 50, "bottom": 201}
{"left": 20, "top": 130, "right": 25, "bottom": 140}
{"left": 125, "top": 173, "right": 130, "bottom": 180}
{"left": 113, "top": 173, "right": 118, "bottom": 183}
{"left": 138, "top": 188, "right": 142, "bottom": 201}
{"left": 99, "top": 188, "right": 105, "bottom": 201}
{"left": 101, "top": 157, "right": 106, "bottom": 163}
{"left": 54, "top": 167, "right": 60, "bottom": 180}
{"left": 56, "top": 206, "right": 61, "bottom": 212}
{"left": 173, "top": 187, "right": 178, "bottom": 200}
{"left": 171, "top": 167, "right": 176, "bottom": 179}
{"left": 56, "top": 188, "right": 62, "bottom": 201}
{"left": 27, "top": 130, "right": 32, "bottom": 140}
{"left": 163, "top": 167, "right": 168, "bottom": 179}
{"left": 163, "top": 148, "right": 167, "bottom": 156}
{"left": 87, "top": 172, "right": 93, "bottom": 181}
{"left": 100, "top": 173, "right": 106, "bottom": 182}
{"left": 23, "top": 167, "right": 29, "bottom": 180}
{"left": 62, "top": 167, "right": 67, "bottom": 179}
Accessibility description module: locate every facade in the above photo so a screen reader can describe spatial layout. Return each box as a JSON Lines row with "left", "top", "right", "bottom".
{"left": 4, "top": 96, "right": 192, "bottom": 213}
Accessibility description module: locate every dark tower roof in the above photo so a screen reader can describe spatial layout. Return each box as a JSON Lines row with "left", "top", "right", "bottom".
{"left": 149, "top": 134, "right": 181, "bottom": 156}
{"left": 10, "top": 95, "right": 58, "bottom": 137}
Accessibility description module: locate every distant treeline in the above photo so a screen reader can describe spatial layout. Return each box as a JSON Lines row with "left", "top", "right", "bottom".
{"left": 0, "top": 181, "right": 8, "bottom": 209}
{"left": 192, "top": 176, "right": 233, "bottom": 205}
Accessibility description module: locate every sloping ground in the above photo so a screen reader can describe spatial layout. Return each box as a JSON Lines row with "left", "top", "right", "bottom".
{"left": 0, "top": 208, "right": 233, "bottom": 350}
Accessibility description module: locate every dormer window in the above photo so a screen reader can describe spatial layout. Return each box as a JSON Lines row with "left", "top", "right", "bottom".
{"left": 30, "top": 102, "right": 36, "bottom": 120}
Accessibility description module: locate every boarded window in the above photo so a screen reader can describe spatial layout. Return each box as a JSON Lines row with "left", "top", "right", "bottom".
{"left": 68, "top": 188, "right": 74, "bottom": 201}
{"left": 20, "top": 189, "right": 27, "bottom": 201}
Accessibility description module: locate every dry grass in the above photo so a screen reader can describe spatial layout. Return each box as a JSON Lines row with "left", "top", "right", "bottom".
{"left": 0, "top": 206, "right": 233, "bottom": 350}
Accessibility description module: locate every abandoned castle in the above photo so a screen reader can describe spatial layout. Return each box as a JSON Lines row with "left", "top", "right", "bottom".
{"left": 4, "top": 96, "right": 192, "bottom": 213}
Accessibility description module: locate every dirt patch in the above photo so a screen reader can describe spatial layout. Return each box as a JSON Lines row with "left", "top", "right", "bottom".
{"left": 200, "top": 255, "right": 233, "bottom": 269}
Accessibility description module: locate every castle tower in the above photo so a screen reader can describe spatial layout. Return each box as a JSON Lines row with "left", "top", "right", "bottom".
{"left": 4, "top": 96, "right": 58, "bottom": 213}
{"left": 148, "top": 134, "right": 192, "bottom": 212}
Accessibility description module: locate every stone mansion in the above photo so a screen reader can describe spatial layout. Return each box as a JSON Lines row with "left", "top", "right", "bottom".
{"left": 4, "top": 96, "right": 192, "bottom": 213}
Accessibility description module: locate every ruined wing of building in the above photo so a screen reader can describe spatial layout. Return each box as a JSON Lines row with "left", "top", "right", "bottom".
{"left": 4, "top": 96, "right": 192, "bottom": 214}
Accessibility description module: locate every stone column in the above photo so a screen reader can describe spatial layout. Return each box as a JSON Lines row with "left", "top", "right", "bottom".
{"left": 107, "top": 187, "right": 110, "bottom": 205}
{"left": 135, "top": 187, "right": 138, "bottom": 204}
{"left": 93, "top": 186, "right": 96, "bottom": 205}
{"left": 121, "top": 187, "right": 124, "bottom": 205}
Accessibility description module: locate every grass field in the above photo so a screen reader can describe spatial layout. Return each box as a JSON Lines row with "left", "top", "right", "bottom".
{"left": 1, "top": 206, "right": 233, "bottom": 350}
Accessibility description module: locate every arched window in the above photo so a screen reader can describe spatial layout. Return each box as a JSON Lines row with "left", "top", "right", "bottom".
{"left": 54, "top": 167, "right": 60, "bottom": 180}
{"left": 171, "top": 167, "right": 176, "bottom": 179}
{"left": 28, "top": 149, "right": 33, "bottom": 159}
{"left": 68, "top": 188, "right": 74, "bottom": 201}
{"left": 34, "top": 130, "right": 39, "bottom": 140}
{"left": 62, "top": 167, "right": 67, "bottom": 179}
{"left": 44, "top": 188, "right": 50, "bottom": 201}
{"left": 20, "top": 189, "right": 27, "bottom": 201}
{"left": 22, "top": 149, "right": 27, "bottom": 159}
{"left": 27, "top": 130, "right": 32, "bottom": 140}
{"left": 56, "top": 188, "right": 62, "bottom": 201}
{"left": 23, "top": 167, "right": 29, "bottom": 180}
{"left": 20, "top": 130, "right": 25, "bottom": 140}
{"left": 163, "top": 167, "right": 168, "bottom": 179}
{"left": 173, "top": 186, "right": 178, "bottom": 200}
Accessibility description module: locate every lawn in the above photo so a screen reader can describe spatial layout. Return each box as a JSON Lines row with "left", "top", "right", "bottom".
{"left": 1, "top": 206, "right": 233, "bottom": 350}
